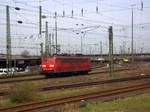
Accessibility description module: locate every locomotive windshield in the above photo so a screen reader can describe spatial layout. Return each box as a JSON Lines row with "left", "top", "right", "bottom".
{"left": 43, "top": 57, "right": 47, "bottom": 62}
{"left": 49, "top": 57, "right": 54, "bottom": 62}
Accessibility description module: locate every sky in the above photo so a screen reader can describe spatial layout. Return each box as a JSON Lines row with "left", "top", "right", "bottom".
{"left": 0, "top": 0, "right": 150, "bottom": 55}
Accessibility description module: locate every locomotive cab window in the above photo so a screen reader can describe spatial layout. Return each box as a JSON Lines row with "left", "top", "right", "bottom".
{"left": 60, "top": 58, "right": 88, "bottom": 63}
{"left": 49, "top": 58, "right": 54, "bottom": 62}
{"left": 43, "top": 58, "right": 47, "bottom": 62}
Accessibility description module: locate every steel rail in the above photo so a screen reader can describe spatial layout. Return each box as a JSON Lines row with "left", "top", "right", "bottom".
{"left": 0, "top": 83, "right": 150, "bottom": 112}
{"left": 0, "top": 75, "right": 150, "bottom": 97}
{"left": 0, "top": 73, "right": 40, "bottom": 80}
{"left": 41, "top": 74, "right": 150, "bottom": 91}
{"left": 0, "top": 64, "right": 105, "bottom": 80}
{"left": 0, "top": 67, "right": 130, "bottom": 85}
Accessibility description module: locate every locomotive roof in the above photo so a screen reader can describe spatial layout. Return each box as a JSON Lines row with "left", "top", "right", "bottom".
{"left": 43, "top": 56, "right": 89, "bottom": 58}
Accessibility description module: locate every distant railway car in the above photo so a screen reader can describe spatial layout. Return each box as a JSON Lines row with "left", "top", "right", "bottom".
{"left": 134, "top": 57, "right": 150, "bottom": 62}
{"left": 41, "top": 56, "right": 91, "bottom": 76}
{"left": 123, "top": 58, "right": 129, "bottom": 63}
{"left": 92, "top": 58, "right": 105, "bottom": 63}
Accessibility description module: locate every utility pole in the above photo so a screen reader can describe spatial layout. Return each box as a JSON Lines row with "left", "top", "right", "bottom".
{"left": 52, "top": 33, "right": 54, "bottom": 55}
{"left": 49, "top": 33, "right": 51, "bottom": 56}
{"left": 120, "top": 45, "right": 123, "bottom": 58}
{"left": 81, "top": 35, "right": 83, "bottom": 54}
{"left": 55, "top": 12, "right": 58, "bottom": 55}
{"left": 40, "top": 43, "right": 43, "bottom": 58}
{"left": 109, "top": 26, "right": 114, "bottom": 77}
{"left": 47, "top": 33, "right": 49, "bottom": 55}
{"left": 131, "top": 3, "right": 135, "bottom": 70}
{"left": 96, "top": 0, "right": 99, "bottom": 13}
{"left": 39, "top": 6, "right": 42, "bottom": 35}
{"left": 6, "top": 5, "right": 12, "bottom": 74}
{"left": 140, "top": 47, "right": 143, "bottom": 54}
{"left": 100, "top": 41, "right": 103, "bottom": 57}
{"left": 134, "top": 42, "right": 136, "bottom": 57}
{"left": 123, "top": 41, "right": 126, "bottom": 57}
{"left": 128, "top": 48, "right": 130, "bottom": 57}
{"left": 45, "top": 21, "right": 48, "bottom": 55}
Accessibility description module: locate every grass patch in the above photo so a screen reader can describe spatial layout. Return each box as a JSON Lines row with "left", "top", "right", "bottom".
{"left": 1, "top": 82, "right": 150, "bottom": 110}
{"left": 6, "top": 82, "right": 40, "bottom": 103}
{"left": 1, "top": 65, "right": 150, "bottom": 108}
{"left": 0, "top": 87, "right": 100, "bottom": 107}
{"left": 80, "top": 93, "right": 150, "bottom": 112}
{"left": 0, "top": 99, "right": 11, "bottom": 107}
{"left": 41, "top": 86, "right": 101, "bottom": 100}
{"left": 0, "top": 75, "right": 44, "bottom": 83}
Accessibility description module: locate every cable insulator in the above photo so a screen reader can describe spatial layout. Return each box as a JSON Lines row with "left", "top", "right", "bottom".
{"left": 55, "top": 12, "right": 57, "bottom": 18}
{"left": 96, "top": 6, "right": 98, "bottom": 13}
{"left": 17, "top": 20, "right": 23, "bottom": 24}
{"left": 63, "top": 10, "right": 65, "bottom": 17}
{"left": 15, "top": 7, "right": 20, "bottom": 10}
{"left": 42, "top": 15, "right": 47, "bottom": 18}
{"left": 141, "top": 1, "right": 143, "bottom": 11}
{"left": 71, "top": 10, "right": 74, "bottom": 17}
{"left": 81, "top": 8, "right": 83, "bottom": 16}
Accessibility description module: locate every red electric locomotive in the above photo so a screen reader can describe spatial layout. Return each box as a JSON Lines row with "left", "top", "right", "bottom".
{"left": 41, "top": 56, "right": 91, "bottom": 76}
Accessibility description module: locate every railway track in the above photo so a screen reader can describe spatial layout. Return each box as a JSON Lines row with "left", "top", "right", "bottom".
{"left": 0, "top": 73, "right": 39, "bottom": 80}
{"left": 1, "top": 75, "right": 150, "bottom": 97}
{"left": 1, "top": 82, "right": 150, "bottom": 112}
{"left": 0, "top": 64, "right": 106, "bottom": 80}
{"left": 0, "top": 67, "right": 131, "bottom": 85}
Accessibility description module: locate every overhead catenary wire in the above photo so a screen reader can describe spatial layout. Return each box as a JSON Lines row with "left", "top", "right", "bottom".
{"left": 0, "top": 0, "right": 150, "bottom": 55}
{"left": 0, "top": 3, "right": 133, "bottom": 27}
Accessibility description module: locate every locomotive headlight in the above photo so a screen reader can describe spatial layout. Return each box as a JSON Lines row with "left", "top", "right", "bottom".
{"left": 42, "top": 65, "right": 46, "bottom": 67}
{"left": 49, "top": 65, "right": 54, "bottom": 67}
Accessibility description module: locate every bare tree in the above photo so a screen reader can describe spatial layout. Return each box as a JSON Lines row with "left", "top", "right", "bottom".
{"left": 21, "top": 50, "right": 30, "bottom": 58}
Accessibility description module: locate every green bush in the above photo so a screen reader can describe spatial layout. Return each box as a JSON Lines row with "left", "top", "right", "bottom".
{"left": 7, "top": 82, "right": 39, "bottom": 103}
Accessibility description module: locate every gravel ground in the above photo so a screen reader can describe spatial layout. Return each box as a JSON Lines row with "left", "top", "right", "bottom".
{"left": 1, "top": 62, "right": 150, "bottom": 109}
{"left": 0, "top": 62, "right": 150, "bottom": 91}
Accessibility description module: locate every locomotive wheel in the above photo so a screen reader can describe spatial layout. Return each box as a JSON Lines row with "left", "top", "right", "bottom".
{"left": 80, "top": 71, "right": 88, "bottom": 75}
{"left": 45, "top": 73, "right": 55, "bottom": 78}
